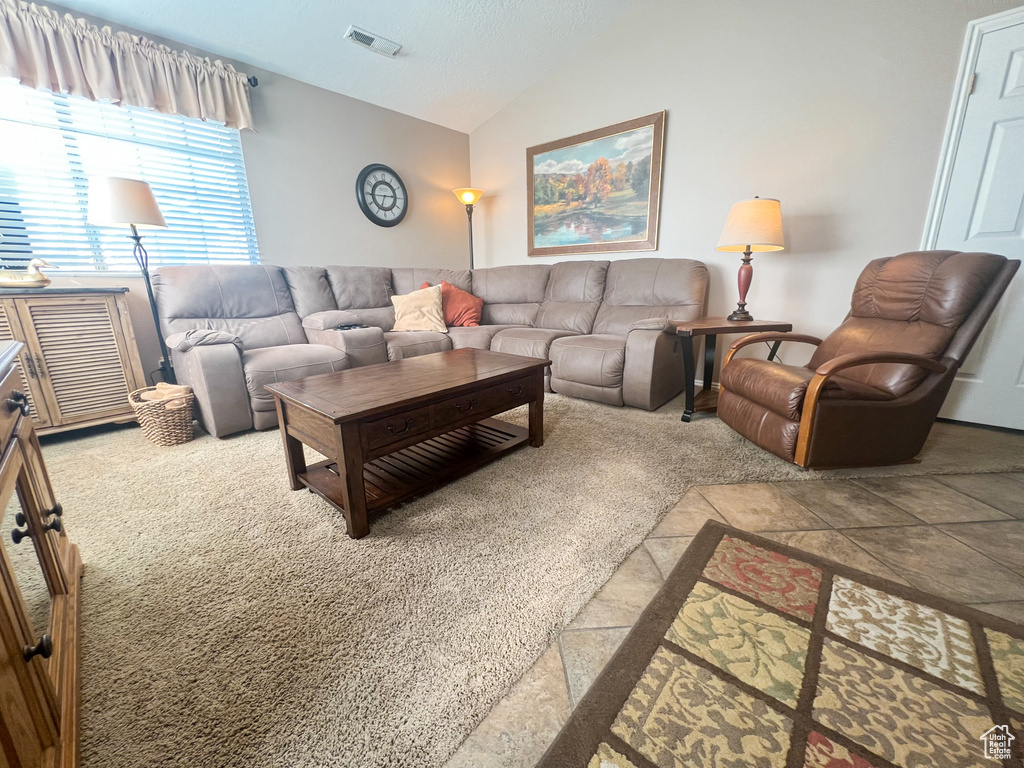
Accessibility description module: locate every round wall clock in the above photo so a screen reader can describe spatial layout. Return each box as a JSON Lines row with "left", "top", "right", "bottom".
{"left": 356, "top": 164, "right": 408, "bottom": 227}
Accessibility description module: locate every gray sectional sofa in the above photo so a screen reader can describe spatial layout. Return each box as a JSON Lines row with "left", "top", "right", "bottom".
{"left": 152, "top": 258, "right": 709, "bottom": 437}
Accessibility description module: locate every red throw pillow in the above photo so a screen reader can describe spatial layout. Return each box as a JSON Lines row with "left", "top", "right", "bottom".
{"left": 420, "top": 280, "right": 483, "bottom": 327}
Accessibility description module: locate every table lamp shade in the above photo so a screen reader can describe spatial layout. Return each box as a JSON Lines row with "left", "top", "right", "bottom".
{"left": 88, "top": 177, "right": 166, "bottom": 229}
{"left": 716, "top": 197, "right": 784, "bottom": 253}
{"left": 453, "top": 188, "right": 484, "bottom": 206}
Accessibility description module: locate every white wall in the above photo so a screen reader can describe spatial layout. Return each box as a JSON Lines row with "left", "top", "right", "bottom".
{"left": 41, "top": 4, "right": 472, "bottom": 383}
{"left": 469, "top": 0, "right": 1022, "bottom": 370}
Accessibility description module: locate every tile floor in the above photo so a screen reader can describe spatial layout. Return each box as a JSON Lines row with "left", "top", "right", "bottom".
{"left": 444, "top": 472, "right": 1024, "bottom": 768}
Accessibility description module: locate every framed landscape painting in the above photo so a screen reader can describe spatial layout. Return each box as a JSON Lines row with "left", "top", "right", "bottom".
{"left": 527, "top": 111, "right": 665, "bottom": 257}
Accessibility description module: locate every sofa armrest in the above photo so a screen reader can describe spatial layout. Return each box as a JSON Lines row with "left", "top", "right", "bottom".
{"left": 166, "top": 329, "right": 243, "bottom": 353}
{"left": 302, "top": 325, "right": 388, "bottom": 367}
{"left": 301, "top": 310, "right": 364, "bottom": 331}
{"left": 622, "top": 329, "right": 684, "bottom": 410}
{"left": 628, "top": 317, "right": 674, "bottom": 333}
{"left": 170, "top": 339, "right": 252, "bottom": 437}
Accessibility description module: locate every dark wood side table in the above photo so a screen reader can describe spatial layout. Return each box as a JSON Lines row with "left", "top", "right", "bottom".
{"left": 673, "top": 317, "right": 793, "bottom": 422}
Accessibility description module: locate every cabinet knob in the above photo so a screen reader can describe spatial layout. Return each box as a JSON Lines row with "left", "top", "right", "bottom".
{"left": 43, "top": 518, "right": 61, "bottom": 534}
{"left": 14, "top": 512, "right": 26, "bottom": 527}
{"left": 11, "top": 526, "right": 29, "bottom": 544}
{"left": 48, "top": 503, "right": 63, "bottom": 518}
{"left": 23, "top": 635, "right": 52, "bottom": 662}
{"left": 6, "top": 391, "right": 29, "bottom": 416}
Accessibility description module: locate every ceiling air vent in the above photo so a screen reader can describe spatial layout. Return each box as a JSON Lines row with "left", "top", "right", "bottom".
{"left": 345, "top": 26, "right": 402, "bottom": 58}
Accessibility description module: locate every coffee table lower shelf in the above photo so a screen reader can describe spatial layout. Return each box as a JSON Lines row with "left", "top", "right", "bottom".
{"left": 298, "top": 417, "right": 530, "bottom": 515}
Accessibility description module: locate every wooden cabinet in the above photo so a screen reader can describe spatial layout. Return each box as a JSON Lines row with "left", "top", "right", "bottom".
{"left": 0, "top": 289, "right": 146, "bottom": 435}
{"left": 0, "top": 340, "right": 82, "bottom": 768}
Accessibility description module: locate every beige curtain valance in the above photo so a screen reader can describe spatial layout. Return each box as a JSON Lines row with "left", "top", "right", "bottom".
{"left": 0, "top": 0, "right": 254, "bottom": 130}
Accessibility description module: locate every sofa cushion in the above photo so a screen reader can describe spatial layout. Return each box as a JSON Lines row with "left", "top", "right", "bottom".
{"left": 241, "top": 344, "right": 348, "bottom": 412}
{"left": 393, "top": 267, "right": 471, "bottom": 295}
{"left": 721, "top": 359, "right": 893, "bottom": 422}
{"left": 154, "top": 265, "right": 308, "bottom": 350}
{"left": 471, "top": 264, "right": 550, "bottom": 326}
{"left": 325, "top": 266, "right": 394, "bottom": 310}
{"left": 392, "top": 285, "right": 446, "bottom": 332}
{"left": 534, "top": 261, "right": 608, "bottom": 334}
{"left": 446, "top": 324, "right": 525, "bottom": 350}
{"left": 281, "top": 266, "right": 335, "bottom": 318}
{"left": 593, "top": 258, "right": 708, "bottom": 335}
{"left": 383, "top": 331, "right": 453, "bottom": 361}
{"left": 420, "top": 280, "right": 483, "bottom": 327}
{"left": 549, "top": 334, "right": 626, "bottom": 388}
{"left": 491, "top": 328, "right": 577, "bottom": 359}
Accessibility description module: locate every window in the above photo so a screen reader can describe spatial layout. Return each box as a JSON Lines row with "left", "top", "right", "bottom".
{"left": 0, "top": 79, "right": 260, "bottom": 272}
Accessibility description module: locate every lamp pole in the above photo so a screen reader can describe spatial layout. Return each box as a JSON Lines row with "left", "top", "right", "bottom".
{"left": 465, "top": 202, "right": 476, "bottom": 270}
{"left": 128, "top": 224, "right": 176, "bottom": 384}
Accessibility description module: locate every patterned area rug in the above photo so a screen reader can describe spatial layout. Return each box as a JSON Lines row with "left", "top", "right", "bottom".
{"left": 538, "top": 520, "right": 1024, "bottom": 768}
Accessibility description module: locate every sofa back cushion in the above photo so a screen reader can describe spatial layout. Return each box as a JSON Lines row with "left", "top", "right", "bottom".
{"left": 471, "top": 265, "right": 551, "bottom": 326}
{"left": 392, "top": 268, "right": 472, "bottom": 296}
{"left": 533, "top": 261, "right": 609, "bottom": 333}
{"left": 808, "top": 251, "right": 1009, "bottom": 397}
{"left": 154, "top": 265, "right": 307, "bottom": 350}
{"left": 325, "top": 266, "right": 394, "bottom": 310}
{"left": 282, "top": 266, "right": 335, "bottom": 318}
{"left": 593, "top": 258, "right": 708, "bottom": 336}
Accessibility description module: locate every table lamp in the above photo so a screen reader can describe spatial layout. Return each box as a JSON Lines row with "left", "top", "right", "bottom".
{"left": 716, "top": 197, "right": 785, "bottom": 321}
{"left": 452, "top": 188, "right": 484, "bottom": 269}
{"left": 88, "top": 177, "right": 175, "bottom": 383}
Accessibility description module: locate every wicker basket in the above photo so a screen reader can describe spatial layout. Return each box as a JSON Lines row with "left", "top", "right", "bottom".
{"left": 129, "top": 387, "right": 195, "bottom": 446}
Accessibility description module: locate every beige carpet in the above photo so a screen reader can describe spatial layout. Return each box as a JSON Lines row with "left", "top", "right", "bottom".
{"left": 40, "top": 394, "right": 1024, "bottom": 767}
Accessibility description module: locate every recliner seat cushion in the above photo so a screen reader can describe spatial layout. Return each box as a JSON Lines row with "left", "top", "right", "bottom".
{"left": 446, "top": 324, "right": 525, "bottom": 350}
{"left": 549, "top": 335, "right": 626, "bottom": 388}
{"left": 721, "top": 359, "right": 893, "bottom": 422}
{"left": 383, "top": 331, "right": 453, "bottom": 360}
{"left": 242, "top": 344, "right": 348, "bottom": 412}
{"left": 491, "top": 328, "right": 577, "bottom": 359}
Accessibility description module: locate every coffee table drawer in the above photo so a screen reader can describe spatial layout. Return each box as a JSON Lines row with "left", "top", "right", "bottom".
{"left": 364, "top": 405, "right": 433, "bottom": 450}
{"left": 433, "top": 389, "right": 495, "bottom": 424}
{"left": 491, "top": 374, "right": 536, "bottom": 410}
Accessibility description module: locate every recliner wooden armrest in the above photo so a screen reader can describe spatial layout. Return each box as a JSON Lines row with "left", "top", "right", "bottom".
{"left": 796, "top": 351, "right": 948, "bottom": 467}
{"left": 723, "top": 333, "right": 823, "bottom": 367}
{"left": 813, "top": 351, "right": 947, "bottom": 378}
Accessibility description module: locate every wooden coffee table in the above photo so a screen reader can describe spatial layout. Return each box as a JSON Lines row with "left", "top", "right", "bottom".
{"left": 265, "top": 348, "right": 548, "bottom": 538}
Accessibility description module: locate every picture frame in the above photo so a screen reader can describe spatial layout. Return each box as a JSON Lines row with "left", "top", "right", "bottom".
{"left": 527, "top": 111, "right": 665, "bottom": 258}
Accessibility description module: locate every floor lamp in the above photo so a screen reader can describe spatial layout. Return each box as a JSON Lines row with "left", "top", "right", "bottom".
{"left": 453, "top": 188, "right": 484, "bottom": 269}
{"left": 88, "top": 177, "right": 176, "bottom": 384}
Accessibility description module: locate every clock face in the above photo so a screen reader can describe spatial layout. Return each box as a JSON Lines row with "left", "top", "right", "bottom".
{"left": 356, "top": 164, "right": 408, "bottom": 227}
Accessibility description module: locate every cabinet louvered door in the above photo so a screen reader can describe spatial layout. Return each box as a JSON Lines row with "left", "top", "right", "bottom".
{"left": 15, "top": 295, "right": 143, "bottom": 428}
{"left": 0, "top": 301, "right": 52, "bottom": 429}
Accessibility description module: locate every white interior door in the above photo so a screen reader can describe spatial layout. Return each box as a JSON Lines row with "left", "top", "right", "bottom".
{"left": 925, "top": 9, "right": 1024, "bottom": 430}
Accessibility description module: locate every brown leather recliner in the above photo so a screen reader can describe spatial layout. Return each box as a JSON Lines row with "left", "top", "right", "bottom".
{"left": 717, "top": 251, "right": 1020, "bottom": 469}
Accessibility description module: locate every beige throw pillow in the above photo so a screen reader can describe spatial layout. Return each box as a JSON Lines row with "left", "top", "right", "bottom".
{"left": 391, "top": 284, "right": 447, "bottom": 333}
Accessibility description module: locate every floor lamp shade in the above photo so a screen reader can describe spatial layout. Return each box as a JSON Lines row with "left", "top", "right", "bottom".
{"left": 716, "top": 197, "right": 784, "bottom": 321}
{"left": 87, "top": 177, "right": 167, "bottom": 229}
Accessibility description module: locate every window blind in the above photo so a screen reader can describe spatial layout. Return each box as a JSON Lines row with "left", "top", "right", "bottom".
{"left": 0, "top": 79, "right": 260, "bottom": 273}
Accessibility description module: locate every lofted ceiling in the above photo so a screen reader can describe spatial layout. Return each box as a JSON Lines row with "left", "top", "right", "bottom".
{"left": 53, "top": 0, "right": 644, "bottom": 133}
